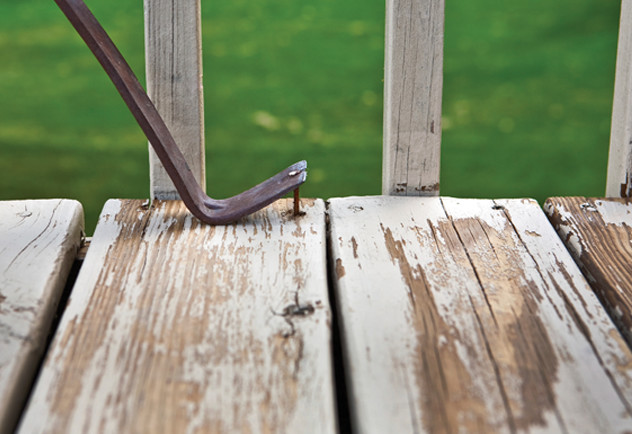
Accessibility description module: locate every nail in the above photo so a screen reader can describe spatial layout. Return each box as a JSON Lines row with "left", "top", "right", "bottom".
{"left": 293, "top": 188, "right": 300, "bottom": 215}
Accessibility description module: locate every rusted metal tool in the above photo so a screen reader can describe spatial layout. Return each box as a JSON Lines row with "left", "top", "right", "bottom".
{"left": 54, "top": 0, "right": 306, "bottom": 224}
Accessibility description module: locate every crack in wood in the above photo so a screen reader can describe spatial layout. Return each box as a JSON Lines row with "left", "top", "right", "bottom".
{"left": 5, "top": 201, "right": 62, "bottom": 273}
{"left": 443, "top": 213, "right": 499, "bottom": 328}
{"left": 467, "top": 292, "right": 517, "bottom": 433}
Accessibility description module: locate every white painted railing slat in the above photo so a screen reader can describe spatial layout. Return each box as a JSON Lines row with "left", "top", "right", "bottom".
{"left": 607, "top": 0, "right": 632, "bottom": 197}
{"left": 383, "top": 0, "right": 444, "bottom": 196}
{"left": 144, "top": 0, "right": 206, "bottom": 199}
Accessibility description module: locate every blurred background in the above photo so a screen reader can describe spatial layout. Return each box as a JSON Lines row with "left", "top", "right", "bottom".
{"left": 0, "top": 0, "right": 621, "bottom": 234}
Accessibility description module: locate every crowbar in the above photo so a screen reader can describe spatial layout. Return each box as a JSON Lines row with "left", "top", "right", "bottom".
{"left": 53, "top": 0, "right": 306, "bottom": 224}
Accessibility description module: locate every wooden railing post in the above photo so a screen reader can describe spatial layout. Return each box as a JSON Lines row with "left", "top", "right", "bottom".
{"left": 382, "top": 0, "right": 444, "bottom": 196}
{"left": 607, "top": 0, "right": 632, "bottom": 198}
{"left": 144, "top": 0, "right": 205, "bottom": 199}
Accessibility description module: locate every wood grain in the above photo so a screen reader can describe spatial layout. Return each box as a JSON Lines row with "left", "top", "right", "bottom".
{"left": 545, "top": 196, "right": 632, "bottom": 344}
{"left": 607, "top": 0, "right": 632, "bottom": 197}
{"left": 329, "top": 196, "right": 632, "bottom": 433}
{"left": 18, "top": 199, "right": 335, "bottom": 433}
{"left": 145, "top": 0, "right": 206, "bottom": 199}
{"left": 0, "top": 200, "right": 83, "bottom": 434}
{"left": 382, "top": 0, "right": 443, "bottom": 196}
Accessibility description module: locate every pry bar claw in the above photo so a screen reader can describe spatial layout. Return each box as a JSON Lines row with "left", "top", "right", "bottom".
{"left": 54, "top": 0, "right": 306, "bottom": 224}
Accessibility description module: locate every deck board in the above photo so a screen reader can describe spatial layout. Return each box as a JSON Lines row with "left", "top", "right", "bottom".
{"left": 545, "top": 196, "right": 632, "bottom": 345}
{"left": 0, "top": 199, "right": 83, "bottom": 434}
{"left": 329, "top": 196, "right": 632, "bottom": 433}
{"left": 18, "top": 199, "right": 335, "bottom": 433}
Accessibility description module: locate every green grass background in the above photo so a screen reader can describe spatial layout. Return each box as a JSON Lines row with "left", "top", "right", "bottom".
{"left": 0, "top": 0, "right": 621, "bottom": 234}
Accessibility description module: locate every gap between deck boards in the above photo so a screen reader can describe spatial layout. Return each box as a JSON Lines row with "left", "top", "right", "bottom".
{"left": 11, "top": 253, "right": 84, "bottom": 433}
{"left": 324, "top": 202, "right": 353, "bottom": 433}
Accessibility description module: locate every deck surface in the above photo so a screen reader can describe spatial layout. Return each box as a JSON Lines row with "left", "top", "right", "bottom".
{"left": 5, "top": 196, "right": 632, "bottom": 432}
{"left": 0, "top": 199, "right": 83, "bottom": 434}
{"left": 545, "top": 197, "right": 632, "bottom": 345}
{"left": 18, "top": 199, "right": 335, "bottom": 434}
{"left": 329, "top": 196, "right": 632, "bottom": 433}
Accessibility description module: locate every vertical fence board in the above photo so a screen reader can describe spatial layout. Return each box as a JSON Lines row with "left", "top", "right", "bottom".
{"left": 382, "top": 0, "right": 444, "bottom": 196}
{"left": 145, "top": 0, "right": 205, "bottom": 199}
{"left": 607, "top": 0, "right": 632, "bottom": 197}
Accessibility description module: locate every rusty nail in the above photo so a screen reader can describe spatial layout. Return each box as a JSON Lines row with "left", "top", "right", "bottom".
{"left": 293, "top": 188, "right": 300, "bottom": 215}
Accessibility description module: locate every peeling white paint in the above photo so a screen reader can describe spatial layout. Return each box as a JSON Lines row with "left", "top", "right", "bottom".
{"left": 331, "top": 196, "right": 632, "bottom": 433}
{"left": 18, "top": 199, "right": 335, "bottom": 434}
{"left": 594, "top": 200, "right": 632, "bottom": 227}
{"left": 0, "top": 199, "right": 83, "bottom": 431}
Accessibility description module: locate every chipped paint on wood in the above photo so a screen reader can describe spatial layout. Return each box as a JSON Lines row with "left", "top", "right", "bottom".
{"left": 545, "top": 196, "right": 632, "bottom": 346}
{"left": 329, "top": 195, "right": 632, "bottom": 433}
{"left": 19, "top": 199, "right": 335, "bottom": 434}
{"left": 0, "top": 199, "right": 83, "bottom": 433}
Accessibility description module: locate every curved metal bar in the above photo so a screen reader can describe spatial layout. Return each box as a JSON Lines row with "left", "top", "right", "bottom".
{"left": 53, "top": 0, "right": 307, "bottom": 224}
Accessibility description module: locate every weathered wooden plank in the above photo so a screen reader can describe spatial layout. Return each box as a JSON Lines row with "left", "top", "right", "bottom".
{"left": 545, "top": 196, "right": 632, "bottom": 343}
{"left": 329, "top": 196, "right": 632, "bottom": 433}
{"left": 0, "top": 199, "right": 83, "bottom": 434}
{"left": 382, "top": 0, "right": 444, "bottom": 196}
{"left": 19, "top": 199, "right": 335, "bottom": 433}
{"left": 607, "top": 0, "right": 632, "bottom": 198}
{"left": 145, "top": 0, "right": 206, "bottom": 199}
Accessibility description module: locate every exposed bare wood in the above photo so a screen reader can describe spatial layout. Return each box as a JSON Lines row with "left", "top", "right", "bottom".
{"left": 145, "top": 0, "right": 205, "bottom": 199}
{"left": 18, "top": 199, "right": 335, "bottom": 433}
{"left": 545, "top": 196, "right": 632, "bottom": 344}
{"left": 0, "top": 200, "right": 83, "bottom": 434}
{"left": 607, "top": 0, "right": 632, "bottom": 197}
{"left": 329, "top": 196, "right": 632, "bottom": 433}
{"left": 382, "top": 0, "right": 444, "bottom": 196}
